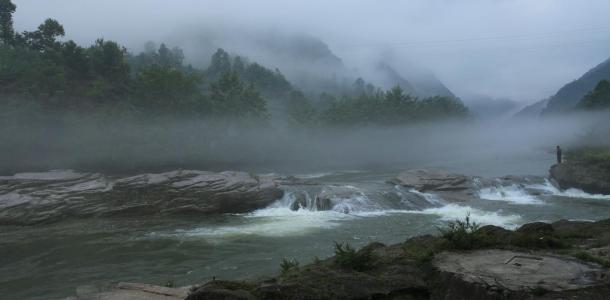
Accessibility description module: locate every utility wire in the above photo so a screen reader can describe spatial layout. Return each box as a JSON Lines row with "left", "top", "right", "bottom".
{"left": 339, "top": 26, "right": 610, "bottom": 48}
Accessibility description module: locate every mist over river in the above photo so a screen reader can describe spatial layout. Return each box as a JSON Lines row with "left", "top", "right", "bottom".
{"left": 3, "top": 143, "right": 610, "bottom": 300}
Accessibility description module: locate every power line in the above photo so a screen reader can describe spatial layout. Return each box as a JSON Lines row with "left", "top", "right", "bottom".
{"left": 339, "top": 26, "right": 610, "bottom": 48}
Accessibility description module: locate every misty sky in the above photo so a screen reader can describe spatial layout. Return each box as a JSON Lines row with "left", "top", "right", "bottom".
{"left": 12, "top": 0, "right": 610, "bottom": 104}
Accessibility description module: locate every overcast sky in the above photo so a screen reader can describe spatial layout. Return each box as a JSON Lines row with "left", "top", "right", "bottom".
{"left": 12, "top": 0, "right": 610, "bottom": 103}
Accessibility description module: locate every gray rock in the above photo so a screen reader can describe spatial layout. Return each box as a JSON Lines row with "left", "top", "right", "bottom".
{"left": 66, "top": 282, "right": 190, "bottom": 300}
{"left": 516, "top": 222, "right": 554, "bottom": 235}
{"left": 390, "top": 169, "right": 472, "bottom": 192}
{"left": 314, "top": 185, "right": 373, "bottom": 213}
{"left": 550, "top": 162, "right": 610, "bottom": 195}
{"left": 0, "top": 170, "right": 284, "bottom": 225}
{"left": 433, "top": 249, "right": 610, "bottom": 300}
{"left": 289, "top": 191, "right": 310, "bottom": 211}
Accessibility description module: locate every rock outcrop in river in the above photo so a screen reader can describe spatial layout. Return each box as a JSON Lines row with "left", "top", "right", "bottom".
{"left": 0, "top": 170, "right": 283, "bottom": 225}
{"left": 550, "top": 162, "right": 610, "bottom": 195}
{"left": 390, "top": 169, "right": 473, "bottom": 192}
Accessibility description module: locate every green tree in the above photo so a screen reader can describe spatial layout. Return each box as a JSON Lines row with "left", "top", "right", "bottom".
{"left": 0, "top": 0, "right": 16, "bottom": 45}
{"left": 88, "top": 39, "right": 129, "bottom": 82}
{"left": 209, "top": 72, "right": 268, "bottom": 120}
{"left": 206, "top": 48, "right": 231, "bottom": 78}
{"left": 157, "top": 43, "right": 184, "bottom": 68}
{"left": 86, "top": 39, "right": 130, "bottom": 99}
{"left": 578, "top": 80, "right": 610, "bottom": 110}
{"left": 240, "top": 63, "right": 292, "bottom": 97}
{"left": 133, "top": 64, "right": 203, "bottom": 113}
{"left": 232, "top": 56, "right": 245, "bottom": 73}
{"left": 23, "top": 18, "right": 65, "bottom": 52}
{"left": 61, "top": 40, "right": 89, "bottom": 79}
{"left": 286, "top": 90, "right": 317, "bottom": 126}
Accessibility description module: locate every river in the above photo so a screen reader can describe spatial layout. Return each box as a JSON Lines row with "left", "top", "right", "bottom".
{"left": 2, "top": 145, "right": 610, "bottom": 300}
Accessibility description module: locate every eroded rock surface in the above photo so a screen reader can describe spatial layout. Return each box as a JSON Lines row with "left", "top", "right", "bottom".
{"left": 65, "top": 282, "right": 190, "bottom": 300}
{"left": 391, "top": 169, "right": 473, "bottom": 192}
{"left": 0, "top": 170, "right": 283, "bottom": 225}
{"left": 433, "top": 250, "right": 610, "bottom": 299}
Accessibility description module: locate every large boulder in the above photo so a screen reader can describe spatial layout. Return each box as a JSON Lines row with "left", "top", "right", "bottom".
{"left": 391, "top": 169, "right": 473, "bottom": 192}
{"left": 433, "top": 249, "right": 610, "bottom": 300}
{"left": 0, "top": 170, "right": 284, "bottom": 225}
{"left": 550, "top": 162, "right": 610, "bottom": 195}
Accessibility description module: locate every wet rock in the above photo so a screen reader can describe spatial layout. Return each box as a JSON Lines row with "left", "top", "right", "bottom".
{"left": 475, "top": 225, "right": 513, "bottom": 243}
{"left": 185, "top": 280, "right": 256, "bottom": 300}
{"left": 433, "top": 249, "right": 610, "bottom": 300}
{"left": 66, "top": 282, "right": 190, "bottom": 300}
{"left": 289, "top": 191, "right": 310, "bottom": 211}
{"left": 391, "top": 169, "right": 473, "bottom": 192}
{"left": 550, "top": 162, "right": 610, "bottom": 195}
{"left": 253, "top": 263, "right": 429, "bottom": 300}
{"left": 516, "top": 222, "right": 555, "bottom": 235}
{"left": 314, "top": 185, "right": 372, "bottom": 213}
{"left": 0, "top": 170, "right": 284, "bottom": 225}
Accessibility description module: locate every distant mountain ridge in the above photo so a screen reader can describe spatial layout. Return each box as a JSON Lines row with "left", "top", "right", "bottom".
{"left": 173, "top": 29, "right": 457, "bottom": 98}
{"left": 542, "top": 57, "right": 610, "bottom": 114}
{"left": 375, "top": 63, "right": 455, "bottom": 98}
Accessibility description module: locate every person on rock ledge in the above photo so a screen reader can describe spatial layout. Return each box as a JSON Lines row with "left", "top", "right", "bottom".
{"left": 556, "top": 145, "right": 562, "bottom": 164}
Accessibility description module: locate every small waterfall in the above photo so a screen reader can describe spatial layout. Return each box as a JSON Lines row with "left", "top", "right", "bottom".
{"left": 380, "top": 185, "right": 445, "bottom": 210}
{"left": 478, "top": 183, "right": 544, "bottom": 205}
{"left": 276, "top": 184, "right": 448, "bottom": 214}
{"left": 527, "top": 179, "right": 610, "bottom": 200}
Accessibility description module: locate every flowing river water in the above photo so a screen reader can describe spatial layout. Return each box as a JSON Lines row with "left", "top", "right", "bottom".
{"left": 2, "top": 149, "right": 610, "bottom": 300}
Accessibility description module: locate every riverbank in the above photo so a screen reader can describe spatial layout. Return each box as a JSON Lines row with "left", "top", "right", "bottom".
{"left": 5, "top": 167, "right": 610, "bottom": 299}
{"left": 550, "top": 147, "right": 610, "bottom": 194}
{"left": 70, "top": 218, "right": 610, "bottom": 300}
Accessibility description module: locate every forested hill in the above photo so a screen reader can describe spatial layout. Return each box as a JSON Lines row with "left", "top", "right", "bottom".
{"left": 0, "top": 0, "right": 469, "bottom": 127}
{"left": 542, "top": 57, "right": 610, "bottom": 114}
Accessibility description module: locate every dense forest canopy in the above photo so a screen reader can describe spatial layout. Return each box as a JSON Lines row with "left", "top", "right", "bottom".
{"left": 577, "top": 80, "right": 610, "bottom": 110}
{"left": 0, "top": 0, "right": 469, "bottom": 127}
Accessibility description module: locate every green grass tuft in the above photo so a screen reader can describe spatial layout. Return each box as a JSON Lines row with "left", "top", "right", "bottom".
{"left": 333, "top": 242, "right": 374, "bottom": 271}
{"left": 280, "top": 258, "right": 300, "bottom": 275}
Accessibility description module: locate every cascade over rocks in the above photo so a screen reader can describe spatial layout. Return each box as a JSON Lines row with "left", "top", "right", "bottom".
{"left": 0, "top": 170, "right": 283, "bottom": 225}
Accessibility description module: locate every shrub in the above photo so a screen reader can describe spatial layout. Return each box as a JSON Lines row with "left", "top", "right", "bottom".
{"left": 438, "top": 213, "right": 484, "bottom": 250}
{"left": 571, "top": 251, "right": 610, "bottom": 268}
{"left": 333, "top": 242, "right": 373, "bottom": 271}
{"left": 280, "top": 258, "right": 300, "bottom": 275}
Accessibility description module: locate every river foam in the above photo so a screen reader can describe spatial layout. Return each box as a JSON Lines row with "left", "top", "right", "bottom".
{"left": 529, "top": 179, "right": 610, "bottom": 200}
{"left": 479, "top": 184, "right": 544, "bottom": 205}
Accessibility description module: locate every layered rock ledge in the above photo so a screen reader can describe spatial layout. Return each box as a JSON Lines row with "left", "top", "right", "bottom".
{"left": 0, "top": 170, "right": 284, "bottom": 225}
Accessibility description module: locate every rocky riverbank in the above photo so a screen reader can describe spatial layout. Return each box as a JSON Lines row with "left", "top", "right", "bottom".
{"left": 0, "top": 170, "right": 284, "bottom": 225}
{"left": 550, "top": 161, "right": 610, "bottom": 195}
{"left": 69, "top": 218, "right": 610, "bottom": 300}
{"left": 0, "top": 168, "right": 550, "bottom": 226}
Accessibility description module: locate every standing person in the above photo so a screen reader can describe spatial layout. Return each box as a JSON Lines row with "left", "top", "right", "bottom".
{"left": 556, "top": 145, "right": 562, "bottom": 164}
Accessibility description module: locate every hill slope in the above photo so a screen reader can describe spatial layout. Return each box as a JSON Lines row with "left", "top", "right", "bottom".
{"left": 543, "top": 57, "right": 610, "bottom": 114}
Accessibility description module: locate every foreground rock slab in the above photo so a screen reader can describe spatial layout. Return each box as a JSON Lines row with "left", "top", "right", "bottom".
{"left": 0, "top": 170, "right": 283, "bottom": 225}
{"left": 66, "top": 282, "right": 190, "bottom": 300}
{"left": 433, "top": 249, "right": 610, "bottom": 300}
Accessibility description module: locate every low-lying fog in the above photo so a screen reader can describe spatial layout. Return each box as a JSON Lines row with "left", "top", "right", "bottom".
{"left": 2, "top": 111, "right": 608, "bottom": 177}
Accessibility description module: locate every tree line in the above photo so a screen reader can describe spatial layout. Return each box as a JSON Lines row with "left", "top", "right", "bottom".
{"left": 0, "top": 0, "right": 470, "bottom": 126}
